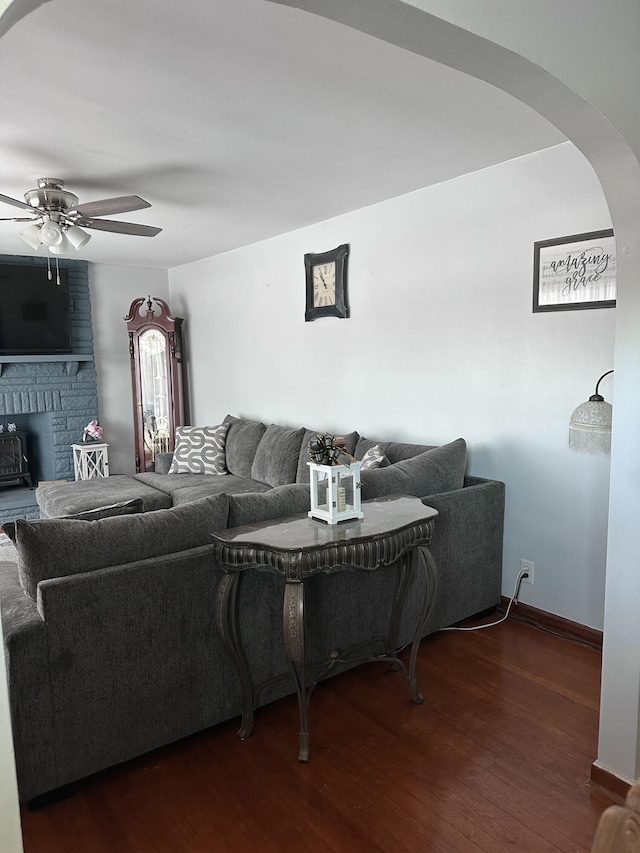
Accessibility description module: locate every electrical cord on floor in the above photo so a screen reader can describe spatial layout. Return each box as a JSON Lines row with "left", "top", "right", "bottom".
{"left": 439, "top": 567, "right": 529, "bottom": 633}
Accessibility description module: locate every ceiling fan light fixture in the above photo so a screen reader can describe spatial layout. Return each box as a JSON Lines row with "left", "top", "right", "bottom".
{"left": 48, "top": 234, "right": 70, "bottom": 255}
{"left": 2, "top": 178, "right": 162, "bottom": 254}
{"left": 65, "top": 224, "right": 91, "bottom": 250}
{"left": 38, "top": 219, "right": 64, "bottom": 247}
{"left": 19, "top": 222, "right": 42, "bottom": 250}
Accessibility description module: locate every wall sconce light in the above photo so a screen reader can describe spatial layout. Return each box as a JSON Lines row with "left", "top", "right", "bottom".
{"left": 569, "top": 370, "right": 614, "bottom": 454}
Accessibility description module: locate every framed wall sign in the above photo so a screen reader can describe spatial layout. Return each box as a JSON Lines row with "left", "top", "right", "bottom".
{"left": 304, "top": 243, "right": 349, "bottom": 322}
{"left": 533, "top": 229, "right": 616, "bottom": 312}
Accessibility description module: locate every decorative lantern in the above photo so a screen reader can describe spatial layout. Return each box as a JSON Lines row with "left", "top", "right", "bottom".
{"left": 308, "top": 461, "right": 363, "bottom": 525}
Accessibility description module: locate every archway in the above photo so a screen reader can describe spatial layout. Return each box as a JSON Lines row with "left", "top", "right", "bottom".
{"left": 268, "top": 0, "right": 640, "bottom": 789}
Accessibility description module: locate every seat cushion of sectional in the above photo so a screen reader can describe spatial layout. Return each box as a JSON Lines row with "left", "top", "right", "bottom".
{"left": 133, "top": 472, "right": 272, "bottom": 502}
{"left": 36, "top": 475, "right": 173, "bottom": 518}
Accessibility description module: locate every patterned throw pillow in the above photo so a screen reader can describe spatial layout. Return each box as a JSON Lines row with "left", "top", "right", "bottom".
{"left": 168, "top": 424, "right": 230, "bottom": 475}
{"left": 360, "top": 443, "right": 389, "bottom": 471}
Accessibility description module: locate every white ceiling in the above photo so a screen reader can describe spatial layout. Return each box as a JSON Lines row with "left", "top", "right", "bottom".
{"left": 0, "top": 0, "right": 566, "bottom": 269}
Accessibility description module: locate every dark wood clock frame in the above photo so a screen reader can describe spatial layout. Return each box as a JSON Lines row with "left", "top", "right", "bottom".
{"left": 304, "top": 243, "right": 350, "bottom": 322}
{"left": 124, "top": 296, "right": 187, "bottom": 473}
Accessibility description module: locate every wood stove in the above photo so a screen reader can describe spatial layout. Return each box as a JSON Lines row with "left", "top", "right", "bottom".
{"left": 0, "top": 431, "right": 33, "bottom": 488}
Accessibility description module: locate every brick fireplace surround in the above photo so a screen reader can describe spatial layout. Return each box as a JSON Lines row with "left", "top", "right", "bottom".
{"left": 0, "top": 255, "right": 98, "bottom": 523}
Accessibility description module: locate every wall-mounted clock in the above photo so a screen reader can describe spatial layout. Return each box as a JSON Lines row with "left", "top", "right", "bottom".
{"left": 304, "top": 243, "right": 349, "bottom": 322}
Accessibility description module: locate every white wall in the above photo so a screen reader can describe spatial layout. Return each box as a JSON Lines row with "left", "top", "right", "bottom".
{"left": 169, "top": 141, "right": 614, "bottom": 630}
{"left": 89, "top": 264, "right": 170, "bottom": 475}
{"left": 382, "top": 0, "right": 640, "bottom": 787}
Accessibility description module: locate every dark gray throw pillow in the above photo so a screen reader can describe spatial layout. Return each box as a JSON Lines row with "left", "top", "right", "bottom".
{"left": 228, "top": 483, "right": 311, "bottom": 528}
{"left": 8, "top": 493, "right": 230, "bottom": 601}
{"left": 3, "top": 499, "right": 144, "bottom": 542}
{"left": 251, "top": 424, "right": 306, "bottom": 487}
{"left": 359, "top": 438, "right": 467, "bottom": 501}
{"left": 223, "top": 415, "right": 267, "bottom": 478}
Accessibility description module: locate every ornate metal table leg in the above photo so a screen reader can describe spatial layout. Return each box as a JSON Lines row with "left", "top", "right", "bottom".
{"left": 215, "top": 573, "right": 255, "bottom": 740}
{"left": 283, "top": 580, "right": 309, "bottom": 761}
{"left": 407, "top": 545, "right": 439, "bottom": 704}
{"left": 387, "top": 553, "right": 412, "bottom": 659}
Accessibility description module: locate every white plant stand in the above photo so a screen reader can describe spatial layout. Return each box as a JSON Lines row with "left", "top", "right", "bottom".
{"left": 72, "top": 442, "right": 110, "bottom": 481}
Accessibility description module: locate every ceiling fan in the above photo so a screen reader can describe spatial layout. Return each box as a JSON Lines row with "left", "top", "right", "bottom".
{"left": 0, "top": 177, "right": 162, "bottom": 254}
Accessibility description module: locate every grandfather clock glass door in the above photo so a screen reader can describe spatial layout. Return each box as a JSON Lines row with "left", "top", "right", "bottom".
{"left": 139, "top": 329, "right": 171, "bottom": 462}
{"left": 125, "top": 297, "right": 187, "bottom": 472}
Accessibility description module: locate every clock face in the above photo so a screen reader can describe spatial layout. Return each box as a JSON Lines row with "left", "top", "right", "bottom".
{"left": 312, "top": 262, "right": 336, "bottom": 307}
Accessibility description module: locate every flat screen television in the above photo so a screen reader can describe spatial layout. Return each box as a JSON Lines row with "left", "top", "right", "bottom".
{"left": 0, "top": 264, "right": 72, "bottom": 355}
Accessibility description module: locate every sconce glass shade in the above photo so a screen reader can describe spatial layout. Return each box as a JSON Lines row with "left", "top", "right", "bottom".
{"left": 569, "top": 370, "right": 613, "bottom": 454}
{"left": 66, "top": 224, "right": 91, "bottom": 249}
{"left": 569, "top": 400, "right": 613, "bottom": 454}
{"left": 19, "top": 223, "right": 42, "bottom": 249}
{"left": 38, "top": 220, "right": 64, "bottom": 247}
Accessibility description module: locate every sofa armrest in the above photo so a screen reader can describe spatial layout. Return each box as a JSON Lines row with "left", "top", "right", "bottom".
{"left": 0, "top": 560, "right": 57, "bottom": 802}
{"left": 420, "top": 475, "right": 505, "bottom": 632}
{"left": 32, "top": 547, "right": 242, "bottom": 796}
{"left": 154, "top": 452, "right": 174, "bottom": 474}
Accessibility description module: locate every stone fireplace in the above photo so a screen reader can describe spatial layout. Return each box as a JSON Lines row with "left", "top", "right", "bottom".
{"left": 0, "top": 255, "right": 98, "bottom": 522}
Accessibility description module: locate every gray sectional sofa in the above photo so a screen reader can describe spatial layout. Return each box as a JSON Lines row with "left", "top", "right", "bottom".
{"left": 0, "top": 414, "right": 505, "bottom": 803}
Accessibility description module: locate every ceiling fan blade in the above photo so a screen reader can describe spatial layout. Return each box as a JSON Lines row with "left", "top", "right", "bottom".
{"left": 0, "top": 192, "right": 32, "bottom": 212}
{"left": 0, "top": 217, "right": 36, "bottom": 222}
{"left": 77, "top": 217, "right": 162, "bottom": 237}
{"left": 73, "top": 195, "right": 152, "bottom": 217}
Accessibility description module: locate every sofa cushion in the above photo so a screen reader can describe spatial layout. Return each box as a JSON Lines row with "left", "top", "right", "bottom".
{"left": 359, "top": 438, "right": 467, "bottom": 501}
{"left": 296, "top": 430, "right": 359, "bottom": 484}
{"left": 168, "top": 423, "right": 230, "bottom": 475}
{"left": 3, "top": 499, "right": 144, "bottom": 544}
{"left": 359, "top": 444, "right": 389, "bottom": 471}
{"left": 134, "top": 471, "right": 267, "bottom": 499}
{"left": 35, "top": 475, "right": 172, "bottom": 517}
{"left": 228, "top": 483, "right": 311, "bottom": 528}
{"left": 251, "top": 424, "right": 306, "bottom": 487}
{"left": 223, "top": 415, "right": 267, "bottom": 478}
{"left": 355, "top": 437, "right": 436, "bottom": 464}
{"left": 66, "top": 498, "right": 144, "bottom": 520}
{"left": 8, "top": 493, "right": 230, "bottom": 601}
{"left": 172, "top": 478, "right": 272, "bottom": 506}
{"left": 153, "top": 451, "right": 174, "bottom": 475}
{"left": 134, "top": 471, "right": 206, "bottom": 496}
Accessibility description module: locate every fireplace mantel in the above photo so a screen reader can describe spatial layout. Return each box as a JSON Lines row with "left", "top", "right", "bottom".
{"left": 0, "top": 354, "right": 94, "bottom": 377}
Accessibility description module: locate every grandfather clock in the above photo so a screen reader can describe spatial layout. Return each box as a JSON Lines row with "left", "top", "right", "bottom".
{"left": 124, "top": 296, "right": 187, "bottom": 472}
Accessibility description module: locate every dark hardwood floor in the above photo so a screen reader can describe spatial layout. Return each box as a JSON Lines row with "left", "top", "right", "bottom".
{"left": 20, "top": 617, "right": 614, "bottom": 852}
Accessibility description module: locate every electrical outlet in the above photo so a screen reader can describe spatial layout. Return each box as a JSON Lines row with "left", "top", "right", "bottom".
{"left": 520, "top": 559, "right": 534, "bottom": 586}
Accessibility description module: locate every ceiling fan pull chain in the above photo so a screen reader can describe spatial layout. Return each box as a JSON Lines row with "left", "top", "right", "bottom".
{"left": 47, "top": 255, "right": 52, "bottom": 281}
{"left": 55, "top": 256, "right": 61, "bottom": 286}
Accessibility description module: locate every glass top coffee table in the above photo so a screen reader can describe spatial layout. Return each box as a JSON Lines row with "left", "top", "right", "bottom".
{"left": 212, "top": 494, "right": 439, "bottom": 761}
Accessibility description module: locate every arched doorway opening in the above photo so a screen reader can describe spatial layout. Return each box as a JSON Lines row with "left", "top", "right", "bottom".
{"left": 269, "top": 0, "right": 640, "bottom": 790}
